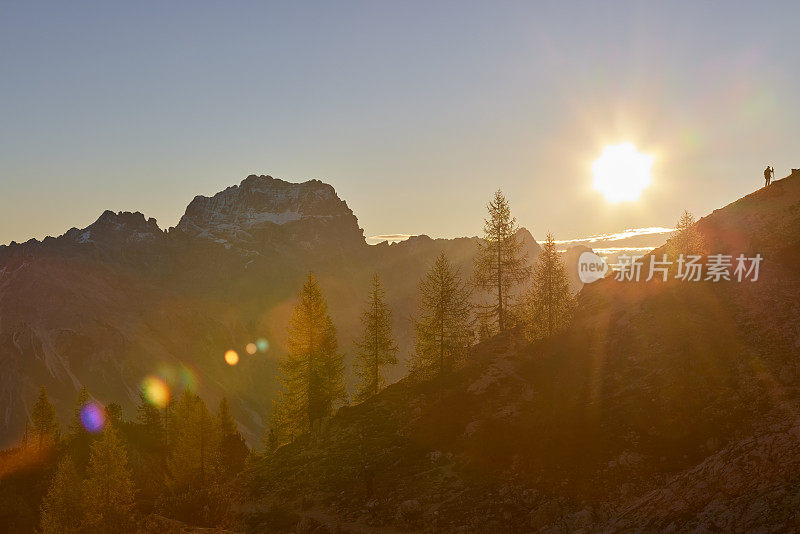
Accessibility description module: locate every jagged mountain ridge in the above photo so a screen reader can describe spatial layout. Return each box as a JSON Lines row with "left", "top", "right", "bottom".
{"left": 0, "top": 175, "right": 541, "bottom": 448}
{"left": 177, "top": 175, "right": 365, "bottom": 253}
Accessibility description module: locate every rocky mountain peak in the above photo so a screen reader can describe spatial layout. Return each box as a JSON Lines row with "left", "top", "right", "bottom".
{"left": 175, "top": 174, "right": 365, "bottom": 249}
{"left": 64, "top": 210, "right": 163, "bottom": 245}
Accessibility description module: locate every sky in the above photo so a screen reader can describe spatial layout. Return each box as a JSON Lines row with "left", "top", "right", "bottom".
{"left": 2, "top": 1, "right": 799, "bottom": 246}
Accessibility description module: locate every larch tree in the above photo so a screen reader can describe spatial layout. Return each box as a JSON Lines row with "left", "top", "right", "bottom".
{"left": 164, "top": 390, "right": 229, "bottom": 527}
{"left": 29, "top": 386, "right": 59, "bottom": 451}
{"left": 216, "top": 397, "right": 248, "bottom": 478}
{"left": 40, "top": 457, "right": 82, "bottom": 534}
{"left": 264, "top": 398, "right": 291, "bottom": 453}
{"left": 270, "top": 272, "right": 347, "bottom": 438}
{"left": 520, "top": 233, "right": 575, "bottom": 341}
{"left": 411, "top": 252, "right": 474, "bottom": 381}
{"left": 136, "top": 391, "right": 164, "bottom": 452}
{"left": 67, "top": 385, "right": 90, "bottom": 438}
{"left": 666, "top": 209, "right": 706, "bottom": 259}
{"left": 167, "top": 390, "right": 219, "bottom": 492}
{"left": 353, "top": 274, "right": 398, "bottom": 403}
{"left": 131, "top": 392, "right": 166, "bottom": 514}
{"left": 474, "top": 189, "right": 531, "bottom": 333}
{"left": 105, "top": 403, "right": 123, "bottom": 427}
{"left": 66, "top": 385, "right": 94, "bottom": 466}
{"left": 82, "top": 425, "right": 137, "bottom": 534}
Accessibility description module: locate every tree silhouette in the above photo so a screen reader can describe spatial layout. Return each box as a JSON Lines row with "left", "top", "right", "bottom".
{"left": 353, "top": 274, "right": 398, "bottom": 402}
{"left": 520, "top": 233, "right": 575, "bottom": 340}
{"left": 40, "top": 456, "right": 82, "bottom": 534}
{"left": 271, "top": 272, "right": 347, "bottom": 438}
{"left": 216, "top": 397, "right": 248, "bottom": 478}
{"left": 82, "top": 425, "right": 136, "bottom": 533}
{"left": 136, "top": 391, "right": 164, "bottom": 452}
{"left": 67, "top": 385, "right": 90, "bottom": 439}
{"left": 411, "top": 252, "right": 473, "bottom": 380}
{"left": 167, "top": 390, "right": 219, "bottom": 492}
{"left": 667, "top": 209, "right": 706, "bottom": 259}
{"left": 264, "top": 397, "right": 292, "bottom": 452}
{"left": 164, "top": 390, "right": 230, "bottom": 526}
{"left": 474, "top": 190, "right": 531, "bottom": 332}
{"left": 29, "top": 386, "right": 59, "bottom": 451}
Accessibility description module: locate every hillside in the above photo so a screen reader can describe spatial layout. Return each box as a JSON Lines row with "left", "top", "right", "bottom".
{"left": 0, "top": 175, "right": 541, "bottom": 448}
{"left": 242, "top": 174, "right": 800, "bottom": 532}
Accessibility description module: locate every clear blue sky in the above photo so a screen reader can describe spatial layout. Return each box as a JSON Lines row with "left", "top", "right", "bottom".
{"left": 2, "top": 1, "right": 798, "bottom": 245}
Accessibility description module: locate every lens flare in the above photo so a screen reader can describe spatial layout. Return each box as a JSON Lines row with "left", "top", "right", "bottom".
{"left": 256, "top": 338, "right": 269, "bottom": 352}
{"left": 141, "top": 375, "right": 171, "bottom": 409}
{"left": 245, "top": 343, "right": 257, "bottom": 355}
{"left": 178, "top": 363, "right": 199, "bottom": 390}
{"left": 224, "top": 350, "right": 239, "bottom": 366}
{"left": 80, "top": 402, "right": 106, "bottom": 433}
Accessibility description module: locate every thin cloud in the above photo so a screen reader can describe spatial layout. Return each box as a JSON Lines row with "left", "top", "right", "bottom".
{"left": 367, "top": 234, "right": 414, "bottom": 244}
{"left": 552, "top": 227, "right": 675, "bottom": 245}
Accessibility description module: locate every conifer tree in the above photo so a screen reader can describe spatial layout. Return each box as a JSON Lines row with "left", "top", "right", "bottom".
{"left": 29, "top": 386, "right": 59, "bottom": 451}
{"left": 474, "top": 189, "right": 531, "bottom": 332}
{"left": 130, "top": 393, "right": 166, "bottom": 513}
{"left": 271, "top": 273, "right": 347, "bottom": 437}
{"left": 666, "top": 209, "right": 706, "bottom": 259}
{"left": 40, "top": 456, "right": 82, "bottom": 534}
{"left": 65, "top": 385, "right": 94, "bottom": 467}
{"left": 216, "top": 397, "right": 248, "bottom": 478}
{"left": 353, "top": 274, "right": 398, "bottom": 402}
{"left": 167, "top": 390, "right": 219, "bottom": 491}
{"left": 411, "top": 252, "right": 473, "bottom": 380}
{"left": 163, "top": 397, "right": 175, "bottom": 450}
{"left": 520, "top": 233, "right": 575, "bottom": 341}
{"left": 164, "top": 390, "right": 230, "bottom": 526}
{"left": 68, "top": 385, "right": 90, "bottom": 438}
{"left": 82, "top": 425, "right": 137, "bottom": 534}
{"left": 319, "top": 315, "right": 347, "bottom": 415}
{"left": 136, "top": 392, "right": 164, "bottom": 451}
{"left": 264, "top": 398, "right": 291, "bottom": 452}
{"left": 105, "top": 403, "right": 122, "bottom": 426}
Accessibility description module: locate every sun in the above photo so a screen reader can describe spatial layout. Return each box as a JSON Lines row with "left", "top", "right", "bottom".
{"left": 592, "top": 142, "right": 654, "bottom": 202}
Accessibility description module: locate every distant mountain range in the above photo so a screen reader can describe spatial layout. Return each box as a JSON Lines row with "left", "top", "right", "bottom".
{"left": 0, "top": 175, "right": 545, "bottom": 447}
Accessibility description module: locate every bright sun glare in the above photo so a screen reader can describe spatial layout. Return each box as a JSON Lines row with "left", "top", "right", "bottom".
{"left": 592, "top": 142, "right": 654, "bottom": 203}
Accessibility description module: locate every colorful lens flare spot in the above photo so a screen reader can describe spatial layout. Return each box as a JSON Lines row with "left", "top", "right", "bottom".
{"left": 80, "top": 403, "right": 106, "bottom": 433}
{"left": 141, "top": 375, "right": 171, "bottom": 409}
{"left": 256, "top": 338, "right": 269, "bottom": 352}
{"left": 224, "top": 350, "right": 239, "bottom": 366}
{"left": 178, "top": 363, "right": 199, "bottom": 390}
{"left": 245, "top": 343, "right": 257, "bottom": 355}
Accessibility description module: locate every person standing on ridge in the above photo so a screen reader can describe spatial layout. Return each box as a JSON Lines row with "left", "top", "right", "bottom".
{"left": 764, "top": 166, "right": 774, "bottom": 187}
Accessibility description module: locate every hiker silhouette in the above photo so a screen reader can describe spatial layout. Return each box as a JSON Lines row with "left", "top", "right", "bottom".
{"left": 764, "top": 166, "right": 774, "bottom": 187}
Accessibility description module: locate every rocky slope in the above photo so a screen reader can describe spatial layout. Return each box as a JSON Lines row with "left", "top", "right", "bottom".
{"left": 241, "top": 174, "right": 800, "bottom": 532}
{"left": 0, "top": 175, "right": 541, "bottom": 448}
